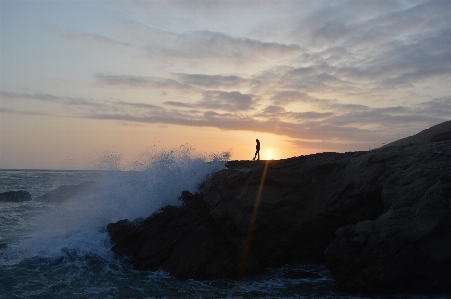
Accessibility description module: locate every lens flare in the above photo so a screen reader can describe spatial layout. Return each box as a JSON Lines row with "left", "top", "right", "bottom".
{"left": 239, "top": 160, "right": 270, "bottom": 278}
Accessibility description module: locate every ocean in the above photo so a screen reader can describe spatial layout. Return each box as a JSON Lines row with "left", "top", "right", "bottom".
{"left": 0, "top": 150, "right": 445, "bottom": 298}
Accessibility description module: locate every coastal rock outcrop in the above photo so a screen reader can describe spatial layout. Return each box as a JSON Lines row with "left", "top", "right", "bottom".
{"left": 0, "top": 191, "right": 31, "bottom": 202}
{"left": 108, "top": 141, "right": 451, "bottom": 293}
{"left": 325, "top": 141, "right": 451, "bottom": 292}
{"left": 108, "top": 191, "right": 246, "bottom": 279}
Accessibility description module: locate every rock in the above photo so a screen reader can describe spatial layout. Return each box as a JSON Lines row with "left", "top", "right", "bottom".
{"left": 108, "top": 192, "right": 248, "bottom": 279}
{"left": 0, "top": 190, "right": 32, "bottom": 202}
{"left": 431, "top": 131, "right": 451, "bottom": 142}
{"left": 381, "top": 120, "right": 451, "bottom": 148}
{"left": 36, "top": 181, "right": 97, "bottom": 202}
{"left": 108, "top": 150, "right": 384, "bottom": 278}
{"left": 107, "top": 141, "right": 451, "bottom": 293}
{"left": 325, "top": 141, "right": 451, "bottom": 293}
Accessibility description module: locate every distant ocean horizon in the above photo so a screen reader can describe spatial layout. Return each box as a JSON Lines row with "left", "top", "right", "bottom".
{"left": 0, "top": 151, "right": 445, "bottom": 298}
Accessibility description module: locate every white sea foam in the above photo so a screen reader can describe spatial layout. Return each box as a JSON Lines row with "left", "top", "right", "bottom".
{"left": 0, "top": 146, "right": 229, "bottom": 263}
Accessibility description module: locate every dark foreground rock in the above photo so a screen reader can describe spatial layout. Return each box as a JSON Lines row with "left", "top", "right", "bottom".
{"left": 108, "top": 141, "right": 451, "bottom": 293}
{"left": 324, "top": 142, "right": 451, "bottom": 292}
{"left": 0, "top": 191, "right": 31, "bottom": 202}
{"left": 108, "top": 192, "right": 247, "bottom": 279}
{"left": 431, "top": 130, "right": 451, "bottom": 142}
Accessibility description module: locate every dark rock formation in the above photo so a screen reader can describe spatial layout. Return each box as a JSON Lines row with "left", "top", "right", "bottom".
{"left": 381, "top": 120, "right": 451, "bottom": 148}
{"left": 0, "top": 190, "right": 31, "bottom": 202}
{"left": 107, "top": 191, "right": 247, "bottom": 279}
{"left": 36, "top": 181, "right": 98, "bottom": 202}
{"left": 108, "top": 141, "right": 451, "bottom": 293}
{"left": 325, "top": 141, "right": 451, "bottom": 292}
{"left": 431, "top": 131, "right": 451, "bottom": 142}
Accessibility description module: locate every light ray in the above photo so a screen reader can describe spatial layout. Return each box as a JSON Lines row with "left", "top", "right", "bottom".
{"left": 239, "top": 160, "right": 270, "bottom": 278}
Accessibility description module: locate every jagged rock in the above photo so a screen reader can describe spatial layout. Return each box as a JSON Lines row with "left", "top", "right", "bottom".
{"left": 36, "top": 181, "right": 97, "bottom": 202}
{"left": 107, "top": 192, "right": 248, "bottom": 279}
{"left": 325, "top": 141, "right": 451, "bottom": 293}
{"left": 108, "top": 141, "right": 451, "bottom": 293}
{"left": 0, "top": 190, "right": 31, "bottom": 202}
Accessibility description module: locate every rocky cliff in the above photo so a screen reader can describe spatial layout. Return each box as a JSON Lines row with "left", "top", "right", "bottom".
{"left": 108, "top": 141, "right": 451, "bottom": 293}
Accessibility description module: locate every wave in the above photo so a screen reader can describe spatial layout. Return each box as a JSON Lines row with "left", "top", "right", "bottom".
{"left": 0, "top": 146, "right": 230, "bottom": 263}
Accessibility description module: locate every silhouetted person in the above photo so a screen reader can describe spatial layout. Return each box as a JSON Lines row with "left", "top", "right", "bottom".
{"left": 253, "top": 139, "right": 260, "bottom": 160}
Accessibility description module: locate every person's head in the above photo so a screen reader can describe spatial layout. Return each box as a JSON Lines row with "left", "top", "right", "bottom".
{"left": 256, "top": 139, "right": 259, "bottom": 142}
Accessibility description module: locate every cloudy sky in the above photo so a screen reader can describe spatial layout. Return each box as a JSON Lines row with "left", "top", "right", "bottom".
{"left": 1, "top": 0, "right": 450, "bottom": 169}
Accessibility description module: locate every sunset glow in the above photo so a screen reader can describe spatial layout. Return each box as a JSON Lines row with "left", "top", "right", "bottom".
{"left": 1, "top": 0, "right": 450, "bottom": 169}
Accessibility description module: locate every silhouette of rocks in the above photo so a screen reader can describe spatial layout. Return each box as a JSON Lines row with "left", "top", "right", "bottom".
{"left": 108, "top": 140, "right": 451, "bottom": 293}
{"left": 430, "top": 131, "right": 451, "bottom": 142}
{"left": 36, "top": 181, "right": 98, "bottom": 202}
{"left": 0, "top": 190, "right": 31, "bottom": 202}
{"left": 325, "top": 141, "right": 451, "bottom": 293}
{"left": 381, "top": 120, "right": 451, "bottom": 148}
{"left": 107, "top": 192, "right": 246, "bottom": 279}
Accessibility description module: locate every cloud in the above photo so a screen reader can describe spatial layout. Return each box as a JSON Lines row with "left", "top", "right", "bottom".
{"left": 4, "top": 83, "right": 448, "bottom": 146}
{"left": 0, "top": 91, "right": 61, "bottom": 102}
{"left": 174, "top": 73, "right": 258, "bottom": 89}
{"left": 414, "top": 96, "right": 451, "bottom": 117}
{"left": 0, "top": 107, "right": 53, "bottom": 116}
{"left": 373, "top": 27, "right": 451, "bottom": 88}
{"left": 94, "top": 73, "right": 191, "bottom": 90}
{"left": 144, "top": 30, "right": 302, "bottom": 63}
{"left": 268, "top": 0, "right": 450, "bottom": 97}
{"left": 255, "top": 105, "right": 334, "bottom": 121}
{"left": 162, "top": 101, "right": 194, "bottom": 108}
{"left": 270, "top": 91, "right": 315, "bottom": 105}
{"left": 43, "top": 25, "right": 130, "bottom": 47}
{"left": 0, "top": 91, "right": 105, "bottom": 110}
{"left": 253, "top": 24, "right": 450, "bottom": 97}
{"left": 85, "top": 108, "right": 381, "bottom": 143}
{"left": 197, "top": 90, "right": 254, "bottom": 111}
{"left": 4, "top": 87, "right": 446, "bottom": 148}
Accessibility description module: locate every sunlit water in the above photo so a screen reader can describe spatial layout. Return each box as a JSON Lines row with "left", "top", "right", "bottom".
{"left": 0, "top": 148, "right": 445, "bottom": 298}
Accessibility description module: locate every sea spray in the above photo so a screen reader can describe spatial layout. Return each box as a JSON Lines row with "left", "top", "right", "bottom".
{"left": 0, "top": 146, "right": 230, "bottom": 264}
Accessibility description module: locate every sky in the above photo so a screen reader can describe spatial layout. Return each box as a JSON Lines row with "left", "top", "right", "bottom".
{"left": 1, "top": 0, "right": 450, "bottom": 169}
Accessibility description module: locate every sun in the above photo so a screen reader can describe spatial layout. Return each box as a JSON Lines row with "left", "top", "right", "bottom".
{"left": 266, "top": 152, "right": 273, "bottom": 159}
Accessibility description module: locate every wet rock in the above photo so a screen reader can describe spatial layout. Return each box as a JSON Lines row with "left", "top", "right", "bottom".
{"left": 0, "top": 190, "right": 31, "bottom": 202}
{"left": 108, "top": 191, "right": 248, "bottom": 279}
{"left": 108, "top": 141, "right": 451, "bottom": 293}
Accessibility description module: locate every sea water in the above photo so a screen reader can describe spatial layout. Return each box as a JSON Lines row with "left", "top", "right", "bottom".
{"left": 0, "top": 148, "right": 444, "bottom": 298}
